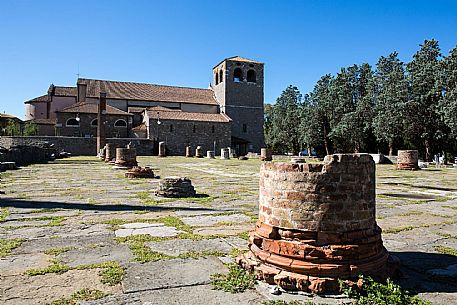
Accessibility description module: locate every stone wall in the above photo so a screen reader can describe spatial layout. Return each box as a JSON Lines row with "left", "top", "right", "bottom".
{"left": 148, "top": 119, "right": 231, "bottom": 156}
{"left": 55, "top": 113, "right": 131, "bottom": 138}
{"left": 0, "top": 136, "right": 154, "bottom": 156}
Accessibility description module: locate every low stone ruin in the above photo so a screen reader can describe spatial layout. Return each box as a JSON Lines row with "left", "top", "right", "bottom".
{"left": 195, "top": 146, "right": 203, "bottom": 158}
{"left": 220, "top": 148, "right": 230, "bottom": 160}
{"left": 237, "top": 154, "right": 398, "bottom": 294}
{"left": 125, "top": 166, "right": 155, "bottom": 178}
{"left": 290, "top": 157, "right": 306, "bottom": 163}
{"left": 0, "top": 162, "right": 17, "bottom": 171}
{"left": 207, "top": 151, "right": 215, "bottom": 158}
{"left": 115, "top": 147, "right": 138, "bottom": 168}
{"left": 185, "top": 146, "right": 193, "bottom": 157}
{"left": 260, "top": 148, "right": 272, "bottom": 161}
{"left": 158, "top": 142, "right": 166, "bottom": 157}
{"left": 0, "top": 143, "right": 55, "bottom": 166}
{"left": 105, "top": 143, "right": 116, "bottom": 163}
{"left": 155, "top": 177, "right": 196, "bottom": 198}
{"left": 397, "top": 150, "right": 419, "bottom": 170}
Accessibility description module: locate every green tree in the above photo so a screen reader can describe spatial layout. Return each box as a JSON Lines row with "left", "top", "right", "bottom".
{"left": 330, "top": 64, "right": 374, "bottom": 153}
{"left": 4, "top": 119, "right": 20, "bottom": 136}
{"left": 405, "top": 39, "right": 445, "bottom": 161}
{"left": 372, "top": 52, "right": 408, "bottom": 156}
{"left": 440, "top": 45, "right": 457, "bottom": 136}
{"left": 307, "top": 74, "right": 335, "bottom": 155}
{"left": 269, "top": 85, "right": 302, "bottom": 154}
{"left": 23, "top": 121, "right": 39, "bottom": 136}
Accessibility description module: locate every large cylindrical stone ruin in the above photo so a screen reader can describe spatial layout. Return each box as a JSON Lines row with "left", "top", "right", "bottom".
{"left": 237, "top": 154, "right": 397, "bottom": 294}
{"left": 158, "top": 142, "right": 166, "bottom": 157}
{"left": 125, "top": 166, "right": 155, "bottom": 178}
{"left": 397, "top": 150, "right": 419, "bottom": 170}
{"left": 115, "top": 148, "right": 138, "bottom": 168}
{"left": 260, "top": 148, "right": 272, "bottom": 161}
{"left": 104, "top": 144, "right": 116, "bottom": 162}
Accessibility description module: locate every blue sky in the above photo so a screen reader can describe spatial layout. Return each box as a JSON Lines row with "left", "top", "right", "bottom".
{"left": 1, "top": 0, "right": 456, "bottom": 118}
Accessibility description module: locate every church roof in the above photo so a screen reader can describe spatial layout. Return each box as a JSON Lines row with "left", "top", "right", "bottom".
{"left": 57, "top": 102, "right": 133, "bottom": 116}
{"left": 146, "top": 107, "right": 231, "bottom": 123}
{"left": 77, "top": 78, "right": 218, "bottom": 106}
{"left": 25, "top": 94, "right": 48, "bottom": 104}
{"left": 226, "top": 56, "right": 263, "bottom": 64}
{"left": 53, "top": 86, "right": 77, "bottom": 97}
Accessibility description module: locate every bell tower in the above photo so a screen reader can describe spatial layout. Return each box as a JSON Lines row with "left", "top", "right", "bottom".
{"left": 212, "top": 56, "right": 264, "bottom": 154}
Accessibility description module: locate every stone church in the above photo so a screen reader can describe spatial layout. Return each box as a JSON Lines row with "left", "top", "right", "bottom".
{"left": 24, "top": 56, "right": 264, "bottom": 155}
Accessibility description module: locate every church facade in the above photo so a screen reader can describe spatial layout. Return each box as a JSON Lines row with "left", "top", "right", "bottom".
{"left": 24, "top": 56, "right": 264, "bottom": 155}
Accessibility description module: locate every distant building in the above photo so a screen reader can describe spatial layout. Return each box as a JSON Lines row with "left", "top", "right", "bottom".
{"left": 24, "top": 56, "right": 265, "bottom": 155}
{"left": 0, "top": 113, "right": 22, "bottom": 136}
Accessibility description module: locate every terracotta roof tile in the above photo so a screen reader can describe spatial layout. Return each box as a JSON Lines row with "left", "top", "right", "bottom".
{"left": 25, "top": 95, "right": 49, "bottom": 104}
{"left": 58, "top": 102, "right": 132, "bottom": 116}
{"left": 146, "top": 108, "right": 231, "bottom": 123}
{"left": 54, "top": 86, "right": 77, "bottom": 97}
{"left": 78, "top": 78, "right": 217, "bottom": 105}
{"left": 0, "top": 113, "right": 20, "bottom": 119}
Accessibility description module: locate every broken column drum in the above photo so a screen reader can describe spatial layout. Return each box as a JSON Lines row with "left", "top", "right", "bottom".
{"left": 155, "top": 177, "right": 196, "bottom": 198}
{"left": 185, "top": 146, "right": 193, "bottom": 157}
{"left": 115, "top": 148, "right": 138, "bottom": 168}
{"left": 104, "top": 143, "right": 115, "bottom": 162}
{"left": 207, "top": 151, "right": 215, "bottom": 159}
{"left": 237, "top": 154, "right": 396, "bottom": 294}
{"left": 220, "top": 148, "right": 230, "bottom": 160}
{"left": 260, "top": 148, "right": 272, "bottom": 161}
{"left": 158, "top": 142, "right": 166, "bottom": 157}
{"left": 125, "top": 166, "right": 155, "bottom": 178}
{"left": 397, "top": 150, "right": 419, "bottom": 170}
{"left": 195, "top": 146, "right": 203, "bottom": 158}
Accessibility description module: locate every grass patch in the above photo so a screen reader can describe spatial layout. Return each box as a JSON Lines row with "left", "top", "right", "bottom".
{"left": 436, "top": 232, "right": 457, "bottom": 239}
{"left": 0, "top": 238, "right": 25, "bottom": 257}
{"left": 26, "top": 262, "right": 71, "bottom": 275}
{"left": 44, "top": 246, "right": 75, "bottom": 256}
{"left": 181, "top": 196, "right": 219, "bottom": 206}
{"left": 340, "top": 276, "right": 431, "bottom": 305}
{"left": 49, "top": 288, "right": 106, "bottom": 305}
{"left": 397, "top": 211, "right": 424, "bottom": 217}
{"left": 211, "top": 263, "right": 256, "bottom": 293}
{"left": 434, "top": 246, "right": 457, "bottom": 256}
{"left": 27, "top": 260, "right": 125, "bottom": 285}
{"left": 0, "top": 207, "right": 9, "bottom": 222}
{"left": 442, "top": 205, "right": 457, "bottom": 210}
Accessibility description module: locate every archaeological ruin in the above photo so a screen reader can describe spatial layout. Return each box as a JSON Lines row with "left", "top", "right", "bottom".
{"left": 155, "top": 177, "right": 197, "bottom": 198}
{"left": 397, "top": 150, "right": 419, "bottom": 170}
{"left": 237, "top": 154, "right": 398, "bottom": 294}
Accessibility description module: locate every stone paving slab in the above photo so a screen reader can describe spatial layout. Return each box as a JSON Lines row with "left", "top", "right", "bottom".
{"left": 58, "top": 243, "right": 133, "bottom": 267}
{"left": 81, "top": 284, "right": 263, "bottom": 305}
{"left": 15, "top": 234, "right": 115, "bottom": 254}
{"left": 0, "top": 253, "right": 49, "bottom": 276}
{"left": 181, "top": 213, "right": 252, "bottom": 226}
{"left": 122, "top": 257, "right": 226, "bottom": 293}
{"left": 1, "top": 223, "right": 112, "bottom": 239}
{"left": 0, "top": 269, "right": 122, "bottom": 305}
{"left": 193, "top": 223, "right": 253, "bottom": 236}
{"left": 147, "top": 238, "right": 238, "bottom": 256}
{"left": 114, "top": 222, "right": 184, "bottom": 237}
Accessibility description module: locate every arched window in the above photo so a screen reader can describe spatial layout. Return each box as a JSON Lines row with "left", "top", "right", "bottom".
{"left": 114, "top": 119, "right": 127, "bottom": 127}
{"left": 211, "top": 125, "right": 215, "bottom": 133}
{"left": 219, "top": 70, "right": 223, "bottom": 83}
{"left": 247, "top": 70, "right": 256, "bottom": 83}
{"left": 91, "top": 119, "right": 98, "bottom": 127}
{"left": 66, "top": 118, "right": 80, "bottom": 127}
{"left": 215, "top": 72, "right": 219, "bottom": 85}
{"left": 170, "top": 124, "right": 174, "bottom": 132}
{"left": 233, "top": 68, "right": 243, "bottom": 82}
{"left": 193, "top": 125, "right": 196, "bottom": 133}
